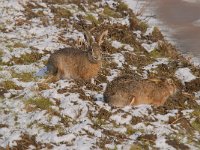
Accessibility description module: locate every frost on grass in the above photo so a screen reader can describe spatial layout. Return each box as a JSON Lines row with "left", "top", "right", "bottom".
{"left": 0, "top": 0, "right": 200, "bottom": 149}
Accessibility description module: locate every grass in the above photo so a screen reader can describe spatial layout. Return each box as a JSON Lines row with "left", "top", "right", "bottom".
{"left": 85, "top": 14, "right": 99, "bottom": 25}
{"left": 152, "top": 27, "right": 163, "bottom": 41}
{"left": 130, "top": 145, "right": 143, "bottom": 150}
{"left": 149, "top": 49, "right": 162, "bottom": 58}
{"left": 138, "top": 21, "right": 148, "bottom": 33}
{"left": 126, "top": 125, "right": 136, "bottom": 135}
{"left": 13, "top": 42, "right": 27, "bottom": 48}
{"left": 11, "top": 52, "right": 43, "bottom": 65}
{"left": 43, "top": 0, "right": 65, "bottom": 4}
{"left": 26, "top": 97, "right": 53, "bottom": 110}
{"left": 103, "top": 6, "right": 121, "bottom": 18}
{"left": 116, "top": 2, "right": 128, "bottom": 12}
{"left": 51, "top": 6, "right": 72, "bottom": 18}
{"left": 1, "top": 80, "right": 23, "bottom": 90}
{"left": 12, "top": 72, "right": 35, "bottom": 82}
{"left": 0, "top": 50, "right": 3, "bottom": 57}
{"left": 93, "top": 118, "right": 107, "bottom": 127}
{"left": 38, "top": 123, "right": 64, "bottom": 134}
{"left": 0, "top": 23, "right": 6, "bottom": 32}
{"left": 0, "top": 50, "right": 3, "bottom": 65}
{"left": 191, "top": 107, "right": 200, "bottom": 132}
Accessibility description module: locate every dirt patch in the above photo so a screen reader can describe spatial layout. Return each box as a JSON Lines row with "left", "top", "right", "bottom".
{"left": 166, "top": 139, "right": 189, "bottom": 149}
{"left": 185, "top": 78, "right": 200, "bottom": 92}
{"left": 164, "top": 91, "right": 198, "bottom": 110}
{"left": 13, "top": 134, "right": 53, "bottom": 150}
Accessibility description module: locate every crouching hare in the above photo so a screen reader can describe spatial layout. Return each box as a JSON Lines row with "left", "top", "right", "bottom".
{"left": 104, "top": 75, "right": 177, "bottom": 107}
{"left": 46, "top": 30, "right": 108, "bottom": 81}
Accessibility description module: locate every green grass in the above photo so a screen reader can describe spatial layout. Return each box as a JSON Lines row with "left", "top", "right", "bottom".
{"left": 1, "top": 80, "right": 22, "bottom": 90}
{"left": 26, "top": 97, "right": 53, "bottom": 110}
{"left": 149, "top": 49, "right": 162, "bottom": 58}
{"left": 126, "top": 125, "right": 136, "bottom": 135}
{"left": 93, "top": 118, "right": 106, "bottom": 127}
{"left": 12, "top": 72, "right": 35, "bottom": 82}
{"left": 103, "top": 6, "right": 121, "bottom": 18}
{"left": 0, "top": 23, "right": 6, "bottom": 32}
{"left": 191, "top": 107, "right": 200, "bottom": 132}
{"left": 85, "top": 14, "right": 99, "bottom": 25}
{"left": 138, "top": 21, "right": 148, "bottom": 33}
{"left": 0, "top": 50, "right": 3, "bottom": 65}
{"left": 116, "top": 2, "right": 128, "bottom": 12}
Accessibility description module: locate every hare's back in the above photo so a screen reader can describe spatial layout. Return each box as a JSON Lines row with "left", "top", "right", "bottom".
{"left": 105, "top": 75, "right": 140, "bottom": 95}
{"left": 51, "top": 48, "right": 84, "bottom": 58}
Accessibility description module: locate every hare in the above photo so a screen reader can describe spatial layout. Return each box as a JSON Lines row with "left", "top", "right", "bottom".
{"left": 46, "top": 30, "right": 108, "bottom": 81}
{"left": 104, "top": 75, "right": 177, "bottom": 107}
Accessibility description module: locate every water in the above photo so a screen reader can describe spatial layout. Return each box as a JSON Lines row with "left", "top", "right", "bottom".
{"left": 139, "top": 0, "right": 200, "bottom": 63}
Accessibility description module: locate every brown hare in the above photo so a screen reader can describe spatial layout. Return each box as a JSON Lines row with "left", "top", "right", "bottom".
{"left": 104, "top": 75, "right": 177, "bottom": 107}
{"left": 46, "top": 30, "right": 108, "bottom": 81}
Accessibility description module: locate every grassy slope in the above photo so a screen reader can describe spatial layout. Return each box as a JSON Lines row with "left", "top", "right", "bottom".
{"left": 0, "top": 0, "right": 200, "bottom": 149}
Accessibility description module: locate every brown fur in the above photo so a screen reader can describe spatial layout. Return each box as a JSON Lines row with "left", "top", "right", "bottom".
{"left": 104, "top": 75, "right": 177, "bottom": 107}
{"left": 47, "top": 47, "right": 101, "bottom": 80}
{"left": 47, "top": 30, "right": 108, "bottom": 81}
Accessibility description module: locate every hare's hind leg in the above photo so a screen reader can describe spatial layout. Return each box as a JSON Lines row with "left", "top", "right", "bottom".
{"left": 130, "top": 96, "right": 135, "bottom": 106}
{"left": 56, "top": 69, "right": 66, "bottom": 80}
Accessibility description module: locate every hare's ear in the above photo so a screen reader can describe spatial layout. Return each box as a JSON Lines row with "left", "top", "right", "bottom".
{"left": 97, "top": 30, "right": 108, "bottom": 46}
{"left": 83, "top": 31, "right": 93, "bottom": 47}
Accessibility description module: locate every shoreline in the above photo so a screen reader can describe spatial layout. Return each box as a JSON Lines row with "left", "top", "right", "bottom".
{"left": 124, "top": 0, "right": 200, "bottom": 66}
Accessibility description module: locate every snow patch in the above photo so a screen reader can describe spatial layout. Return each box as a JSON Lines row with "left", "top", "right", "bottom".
{"left": 111, "top": 40, "right": 134, "bottom": 51}
{"left": 175, "top": 68, "right": 196, "bottom": 83}
{"left": 142, "top": 42, "right": 158, "bottom": 53}
{"left": 111, "top": 53, "right": 125, "bottom": 68}
{"left": 110, "top": 113, "right": 132, "bottom": 125}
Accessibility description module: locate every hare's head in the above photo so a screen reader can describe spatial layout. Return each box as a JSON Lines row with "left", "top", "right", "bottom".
{"left": 84, "top": 30, "right": 108, "bottom": 63}
{"left": 165, "top": 78, "right": 177, "bottom": 95}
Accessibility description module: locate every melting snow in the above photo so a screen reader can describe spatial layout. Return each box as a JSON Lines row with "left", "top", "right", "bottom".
{"left": 111, "top": 53, "right": 125, "bottom": 68}
{"left": 175, "top": 68, "right": 196, "bottom": 83}
{"left": 142, "top": 42, "right": 159, "bottom": 53}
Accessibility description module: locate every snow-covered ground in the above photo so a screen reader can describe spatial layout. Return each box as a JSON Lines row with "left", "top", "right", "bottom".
{"left": 0, "top": 0, "right": 200, "bottom": 149}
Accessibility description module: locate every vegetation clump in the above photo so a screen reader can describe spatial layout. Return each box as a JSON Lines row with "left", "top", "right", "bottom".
{"left": 85, "top": 14, "right": 99, "bottom": 25}
{"left": 103, "top": 6, "right": 121, "bottom": 18}
{"left": 11, "top": 52, "right": 43, "bottom": 65}
{"left": 1, "top": 80, "right": 22, "bottom": 90}
{"left": 152, "top": 27, "right": 164, "bottom": 41}
{"left": 26, "top": 97, "right": 53, "bottom": 110}
{"left": 129, "top": 16, "right": 148, "bottom": 33}
{"left": 116, "top": 2, "right": 128, "bottom": 12}
{"left": 51, "top": 7, "right": 72, "bottom": 18}
{"left": 12, "top": 72, "right": 35, "bottom": 82}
